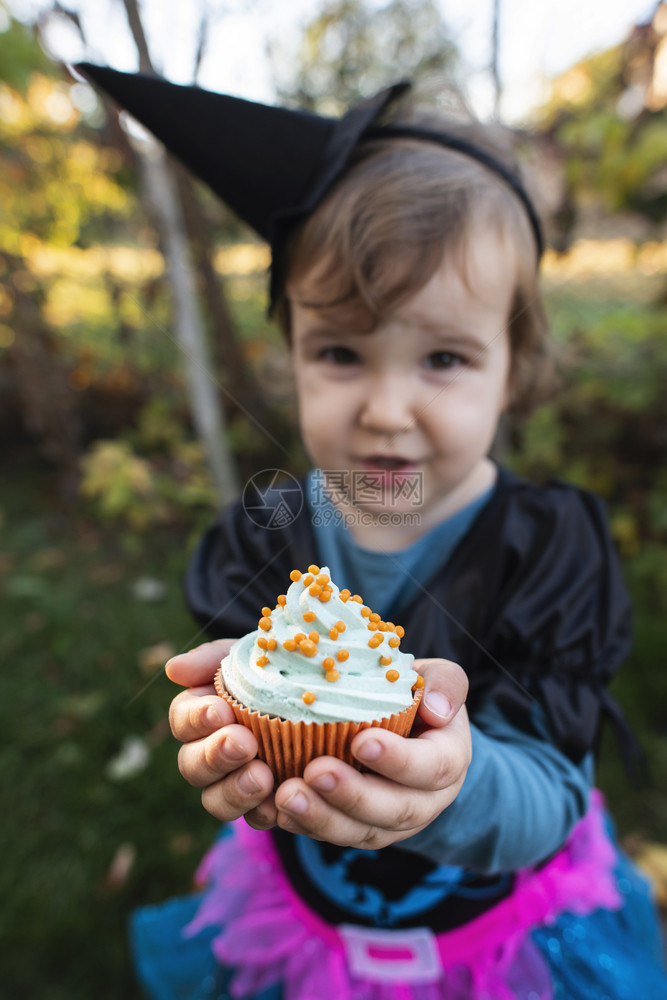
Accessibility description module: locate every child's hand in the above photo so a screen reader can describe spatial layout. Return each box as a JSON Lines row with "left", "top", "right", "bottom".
{"left": 167, "top": 641, "right": 277, "bottom": 829}
{"left": 274, "top": 658, "right": 471, "bottom": 849}
{"left": 168, "top": 647, "right": 469, "bottom": 844}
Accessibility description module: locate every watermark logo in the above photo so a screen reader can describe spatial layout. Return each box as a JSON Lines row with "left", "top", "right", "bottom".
{"left": 312, "top": 469, "right": 423, "bottom": 510}
{"left": 242, "top": 469, "right": 303, "bottom": 529}
{"left": 242, "top": 469, "right": 423, "bottom": 530}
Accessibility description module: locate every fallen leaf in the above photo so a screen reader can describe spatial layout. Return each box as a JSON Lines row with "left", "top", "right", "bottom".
{"left": 106, "top": 735, "right": 150, "bottom": 781}
{"left": 105, "top": 842, "right": 136, "bottom": 889}
{"left": 138, "top": 641, "right": 176, "bottom": 675}
{"left": 132, "top": 577, "right": 167, "bottom": 602}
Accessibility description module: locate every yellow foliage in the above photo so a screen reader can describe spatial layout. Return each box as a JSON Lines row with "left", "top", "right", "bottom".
{"left": 0, "top": 323, "right": 15, "bottom": 348}
{"left": 611, "top": 512, "right": 640, "bottom": 558}
{"left": 44, "top": 277, "right": 111, "bottom": 328}
{"left": 214, "top": 243, "right": 270, "bottom": 276}
{"left": 552, "top": 66, "right": 593, "bottom": 105}
{"left": 27, "top": 75, "right": 79, "bottom": 130}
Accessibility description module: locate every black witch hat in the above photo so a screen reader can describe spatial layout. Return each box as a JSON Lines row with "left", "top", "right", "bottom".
{"left": 76, "top": 63, "right": 410, "bottom": 306}
{"left": 76, "top": 64, "right": 543, "bottom": 309}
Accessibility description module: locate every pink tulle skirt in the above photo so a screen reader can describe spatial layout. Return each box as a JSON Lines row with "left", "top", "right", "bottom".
{"left": 185, "top": 791, "right": 625, "bottom": 1000}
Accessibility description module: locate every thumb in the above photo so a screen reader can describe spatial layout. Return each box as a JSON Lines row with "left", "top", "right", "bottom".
{"left": 414, "top": 658, "right": 469, "bottom": 729}
{"left": 166, "top": 638, "right": 237, "bottom": 687}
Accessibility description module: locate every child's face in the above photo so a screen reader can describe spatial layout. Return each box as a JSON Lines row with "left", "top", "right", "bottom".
{"left": 290, "top": 232, "right": 514, "bottom": 537}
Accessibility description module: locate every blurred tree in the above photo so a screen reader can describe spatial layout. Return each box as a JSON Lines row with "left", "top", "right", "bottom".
{"left": 535, "top": 4, "right": 667, "bottom": 238}
{"left": 270, "top": 0, "right": 460, "bottom": 113}
{"left": 0, "top": 12, "right": 132, "bottom": 497}
{"left": 106, "top": 0, "right": 241, "bottom": 503}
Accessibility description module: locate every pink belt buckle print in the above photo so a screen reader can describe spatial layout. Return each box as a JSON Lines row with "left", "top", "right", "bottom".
{"left": 339, "top": 924, "right": 442, "bottom": 983}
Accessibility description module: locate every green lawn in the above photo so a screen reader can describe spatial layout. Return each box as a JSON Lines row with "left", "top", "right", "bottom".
{"left": 0, "top": 461, "right": 221, "bottom": 999}
{"left": 2, "top": 456, "right": 665, "bottom": 998}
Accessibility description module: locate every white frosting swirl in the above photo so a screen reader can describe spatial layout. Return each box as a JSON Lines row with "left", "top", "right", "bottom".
{"left": 220, "top": 567, "right": 416, "bottom": 723}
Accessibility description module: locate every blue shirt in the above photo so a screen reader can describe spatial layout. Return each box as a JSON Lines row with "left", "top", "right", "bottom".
{"left": 307, "top": 469, "right": 592, "bottom": 873}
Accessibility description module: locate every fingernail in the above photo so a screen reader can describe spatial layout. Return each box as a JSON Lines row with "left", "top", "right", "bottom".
{"left": 222, "top": 736, "right": 247, "bottom": 761}
{"left": 311, "top": 772, "right": 336, "bottom": 793}
{"left": 205, "top": 705, "right": 224, "bottom": 729}
{"left": 239, "top": 769, "right": 261, "bottom": 794}
{"left": 424, "top": 691, "right": 452, "bottom": 719}
{"left": 356, "top": 738, "right": 382, "bottom": 761}
{"left": 283, "top": 791, "right": 308, "bottom": 814}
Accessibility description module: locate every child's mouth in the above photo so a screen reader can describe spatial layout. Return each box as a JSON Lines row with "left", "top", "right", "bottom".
{"left": 362, "top": 456, "right": 415, "bottom": 473}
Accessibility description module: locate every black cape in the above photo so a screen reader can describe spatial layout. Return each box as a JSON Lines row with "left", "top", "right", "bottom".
{"left": 185, "top": 466, "right": 634, "bottom": 765}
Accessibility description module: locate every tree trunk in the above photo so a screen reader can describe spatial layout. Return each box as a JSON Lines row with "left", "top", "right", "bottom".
{"left": 120, "top": 0, "right": 240, "bottom": 504}
{"left": 140, "top": 149, "right": 241, "bottom": 501}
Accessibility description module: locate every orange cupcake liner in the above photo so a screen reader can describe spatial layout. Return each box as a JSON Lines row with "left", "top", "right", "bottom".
{"left": 214, "top": 668, "right": 422, "bottom": 784}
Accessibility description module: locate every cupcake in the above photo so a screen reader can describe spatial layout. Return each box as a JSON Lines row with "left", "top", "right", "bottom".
{"left": 215, "top": 564, "right": 423, "bottom": 783}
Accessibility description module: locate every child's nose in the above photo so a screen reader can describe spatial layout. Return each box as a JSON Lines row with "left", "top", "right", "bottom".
{"left": 358, "top": 373, "right": 416, "bottom": 434}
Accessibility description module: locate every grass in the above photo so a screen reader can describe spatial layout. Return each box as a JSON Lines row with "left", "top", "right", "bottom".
{"left": 0, "top": 460, "right": 221, "bottom": 999}
{"left": 2, "top": 453, "right": 666, "bottom": 999}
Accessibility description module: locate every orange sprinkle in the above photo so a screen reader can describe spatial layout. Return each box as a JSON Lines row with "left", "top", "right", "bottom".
{"left": 369, "top": 612, "right": 381, "bottom": 623}
{"left": 336, "top": 649, "right": 349, "bottom": 662}
{"left": 339, "top": 588, "right": 351, "bottom": 598}
{"left": 368, "top": 635, "right": 383, "bottom": 649}
{"left": 386, "top": 669, "right": 400, "bottom": 682}
{"left": 290, "top": 569, "right": 302, "bottom": 582}
{"left": 257, "top": 637, "right": 268, "bottom": 649}
{"left": 329, "top": 627, "right": 339, "bottom": 641}
{"left": 367, "top": 623, "right": 377, "bottom": 631}
{"left": 302, "top": 691, "right": 316, "bottom": 704}
{"left": 316, "top": 574, "right": 330, "bottom": 586}
{"left": 303, "top": 574, "right": 314, "bottom": 587}
{"left": 322, "top": 657, "right": 335, "bottom": 670}
{"left": 299, "top": 639, "right": 317, "bottom": 657}
{"left": 303, "top": 610, "right": 316, "bottom": 622}
{"left": 340, "top": 591, "right": 350, "bottom": 603}
{"left": 256, "top": 656, "right": 268, "bottom": 667}
{"left": 308, "top": 631, "right": 320, "bottom": 644}
{"left": 319, "top": 590, "right": 332, "bottom": 602}
{"left": 294, "top": 633, "right": 307, "bottom": 643}
{"left": 258, "top": 617, "right": 272, "bottom": 631}
{"left": 351, "top": 594, "right": 363, "bottom": 603}
{"left": 308, "top": 564, "right": 320, "bottom": 575}
{"left": 395, "top": 625, "right": 405, "bottom": 638}
{"left": 388, "top": 636, "right": 401, "bottom": 648}
{"left": 360, "top": 607, "right": 371, "bottom": 618}
{"left": 377, "top": 622, "right": 388, "bottom": 631}
{"left": 413, "top": 674, "right": 425, "bottom": 689}
{"left": 262, "top": 606, "right": 272, "bottom": 617}
{"left": 385, "top": 622, "right": 395, "bottom": 631}
{"left": 336, "top": 621, "right": 346, "bottom": 632}
{"left": 267, "top": 638, "right": 277, "bottom": 650}
{"left": 325, "top": 669, "right": 340, "bottom": 682}
{"left": 309, "top": 584, "right": 322, "bottom": 597}
{"left": 380, "top": 655, "right": 393, "bottom": 666}
{"left": 277, "top": 594, "right": 287, "bottom": 606}
{"left": 283, "top": 639, "right": 297, "bottom": 651}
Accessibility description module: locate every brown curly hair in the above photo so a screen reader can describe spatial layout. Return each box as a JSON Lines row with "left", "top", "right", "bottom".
{"left": 276, "top": 106, "right": 553, "bottom": 418}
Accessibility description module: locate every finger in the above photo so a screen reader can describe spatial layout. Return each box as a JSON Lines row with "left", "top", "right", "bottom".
{"left": 349, "top": 705, "right": 471, "bottom": 790}
{"left": 273, "top": 774, "right": 429, "bottom": 848}
{"left": 169, "top": 686, "right": 235, "bottom": 742}
{"left": 177, "top": 723, "right": 260, "bottom": 788}
{"left": 200, "top": 761, "right": 275, "bottom": 824}
{"left": 414, "top": 658, "right": 469, "bottom": 729}
{"left": 165, "top": 639, "right": 237, "bottom": 687}
{"left": 244, "top": 794, "right": 279, "bottom": 831}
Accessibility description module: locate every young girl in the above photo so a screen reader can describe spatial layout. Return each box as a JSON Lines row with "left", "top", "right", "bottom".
{"left": 79, "top": 66, "right": 667, "bottom": 1000}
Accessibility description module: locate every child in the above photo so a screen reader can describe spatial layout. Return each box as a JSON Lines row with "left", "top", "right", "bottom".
{"left": 79, "top": 66, "right": 667, "bottom": 1000}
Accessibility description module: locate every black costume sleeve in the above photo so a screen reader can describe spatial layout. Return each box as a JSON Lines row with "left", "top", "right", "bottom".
{"left": 407, "top": 471, "right": 634, "bottom": 766}
{"left": 184, "top": 480, "right": 317, "bottom": 639}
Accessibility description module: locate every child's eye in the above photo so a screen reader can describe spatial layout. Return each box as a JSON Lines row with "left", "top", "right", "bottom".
{"left": 319, "top": 346, "right": 359, "bottom": 365}
{"left": 424, "top": 351, "right": 465, "bottom": 370}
